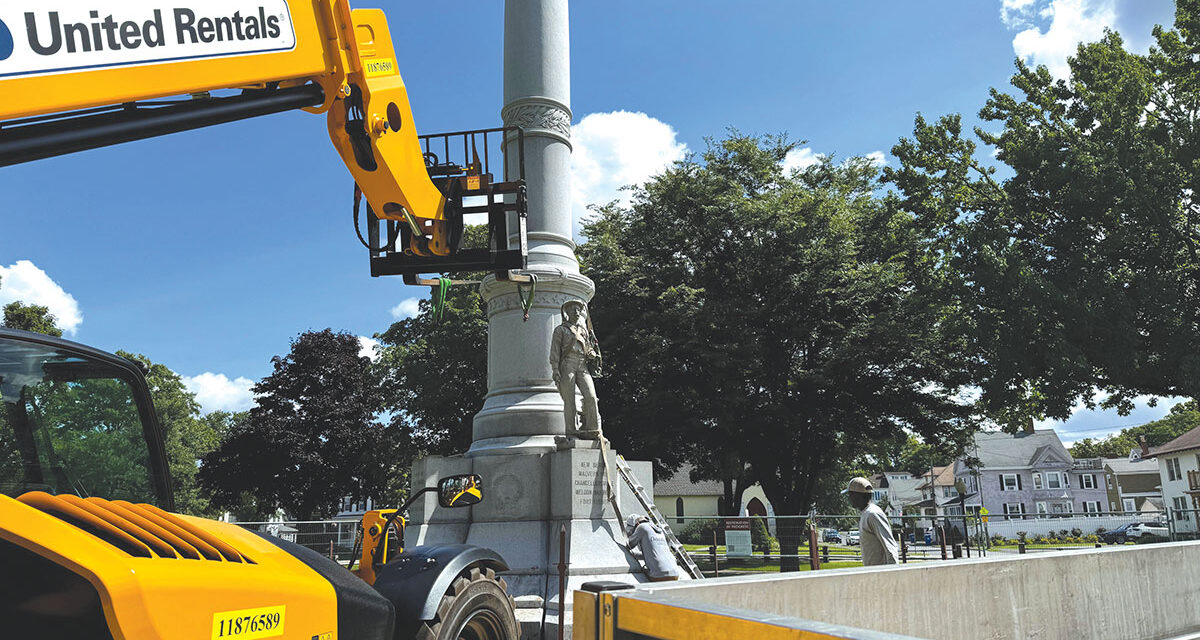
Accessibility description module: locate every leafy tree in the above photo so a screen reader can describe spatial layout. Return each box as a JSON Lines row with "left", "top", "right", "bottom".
{"left": 118, "top": 352, "right": 223, "bottom": 516}
{"left": 2, "top": 301, "right": 63, "bottom": 337}
{"left": 199, "top": 329, "right": 392, "bottom": 520}
{"left": 580, "top": 133, "right": 977, "bottom": 570}
{"left": 374, "top": 232, "right": 488, "bottom": 458}
{"left": 887, "top": 4, "right": 1200, "bottom": 424}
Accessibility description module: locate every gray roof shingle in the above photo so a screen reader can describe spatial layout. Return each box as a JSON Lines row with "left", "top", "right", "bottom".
{"left": 1103, "top": 457, "right": 1159, "bottom": 475}
{"left": 969, "top": 429, "right": 1071, "bottom": 469}
{"left": 653, "top": 464, "right": 724, "bottom": 496}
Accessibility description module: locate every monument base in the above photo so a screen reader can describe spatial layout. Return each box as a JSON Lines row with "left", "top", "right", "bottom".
{"left": 408, "top": 439, "right": 669, "bottom": 608}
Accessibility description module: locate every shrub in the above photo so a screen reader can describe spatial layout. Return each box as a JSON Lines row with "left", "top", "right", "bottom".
{"left": 1084, "top": 534, "right": 1099, "bottom": 543}
{"left": 1070, "top": 528, "right": 1083, "bottom": 538}
{"left": 751, "top": 517, "right": 776, "bottom": 553}
{"left": 1033, "top": 534, "right": 1049, "bottom": 544}
{"left": 1016, "top": 531, "right": 1028, "bottom": 542}
{"left": 990, "top": 534, "right": 1006, "bottom": 546}
{"left": 1058, "top": 529, "right": 1070, "bottom": 538}
{"left": 678, "top": 519, "right": 721, "bottom": 545}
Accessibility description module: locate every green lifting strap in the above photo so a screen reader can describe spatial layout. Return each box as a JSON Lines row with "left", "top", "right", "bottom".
{"left": 432, "top": 277, "right": 451, "bottom": 323}
{"left": 517, "top": 273, "right": 537, "bottom": 322}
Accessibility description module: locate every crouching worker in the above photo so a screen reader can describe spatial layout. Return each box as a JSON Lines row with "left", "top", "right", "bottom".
{"left": 624, "top": 515, "right": 679, "bottom": 582}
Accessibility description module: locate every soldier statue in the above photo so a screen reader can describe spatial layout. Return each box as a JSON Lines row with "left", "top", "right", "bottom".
{"left": 549, "top": 299, "right": 602, "bottom": 439}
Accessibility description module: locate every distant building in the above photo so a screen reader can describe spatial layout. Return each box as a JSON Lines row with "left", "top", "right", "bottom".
{"left": 652, "top": 464, "right": 774, "bottom": 531}
{"left": 877, "top": 471, "right": 923, "bottom": 519}
{"left": 1102, "top": 456, "right": 1163, "bottom": 516}
{"left": 953, "top": 427, "right": 1107, "bottom": 520}
{"left": 1147, "top": 426, "right": 1200, "bottom": 535}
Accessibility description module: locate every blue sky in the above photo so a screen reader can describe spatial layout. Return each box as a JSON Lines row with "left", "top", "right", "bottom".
{"left": 0, "top": 0, "right": 1182, "bottom": 439}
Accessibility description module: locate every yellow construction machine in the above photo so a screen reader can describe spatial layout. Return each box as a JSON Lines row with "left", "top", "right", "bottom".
{"left": 0, "top": 0, "right": 531, "bottom": 284}
{"left": 0, "top": 328, "right": 518, "bottom": 640}
{"left": 0, "top": 1, "right": 529, "bottom": 638}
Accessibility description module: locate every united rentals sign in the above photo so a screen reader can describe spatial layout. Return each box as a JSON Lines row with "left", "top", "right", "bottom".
{"left": 0, "top": 1, "right": 296, "bottom": 78}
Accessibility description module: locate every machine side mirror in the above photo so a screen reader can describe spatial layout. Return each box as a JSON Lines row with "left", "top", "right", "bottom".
{"left": 438, "top": 474, "right": 483, "bottom": 508}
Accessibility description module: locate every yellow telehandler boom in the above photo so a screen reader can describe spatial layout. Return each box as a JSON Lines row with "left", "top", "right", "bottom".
{"left": 0, "top": 0, "right": 529, "bottom": 281}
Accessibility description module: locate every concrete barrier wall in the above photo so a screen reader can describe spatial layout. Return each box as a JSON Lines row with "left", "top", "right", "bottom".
{"left": 634, "top": 541, "right": 1200, "bottom": 640}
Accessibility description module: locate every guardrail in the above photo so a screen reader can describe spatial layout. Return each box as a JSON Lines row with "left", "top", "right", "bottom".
{"left": 233, "top": 519, "right": 360, "bottom": 564}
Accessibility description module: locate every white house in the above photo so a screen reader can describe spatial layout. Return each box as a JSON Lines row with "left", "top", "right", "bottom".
{"left": 652, "top": 464, "right": 776, "bottom": 532}
{"left": 1148, "top": 426, "right": 1200, "bottom": 535}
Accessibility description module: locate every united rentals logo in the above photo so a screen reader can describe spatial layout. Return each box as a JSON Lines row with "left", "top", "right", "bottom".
{"left": 0, "top": 2, "right": 296, "bottom": 79}
{"left": 0, "top": 19, "right": 14, "bottom": 61}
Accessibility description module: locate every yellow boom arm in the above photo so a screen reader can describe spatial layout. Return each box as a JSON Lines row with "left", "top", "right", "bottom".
{"left": 0, "top": 1, "right": 453, "bottom": 255}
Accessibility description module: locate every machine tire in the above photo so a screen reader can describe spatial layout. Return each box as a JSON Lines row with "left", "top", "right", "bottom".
{"left": 416, "top": 566, "right": 518, "bottom": 640}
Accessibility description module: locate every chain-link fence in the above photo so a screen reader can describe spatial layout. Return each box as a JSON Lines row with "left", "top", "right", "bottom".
{"left": 234, "top": 519, "right": 360, "bottom": 564}
{"left": 669, "top": 513, "right": 991, "bottom": 576}
{"left": 1167, "top": 508, "right": 1200, "bottom": 542}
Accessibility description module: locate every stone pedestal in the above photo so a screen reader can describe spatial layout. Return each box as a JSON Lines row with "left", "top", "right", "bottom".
{"left": 408, "top": 441, "right": 655, "bottom": 604}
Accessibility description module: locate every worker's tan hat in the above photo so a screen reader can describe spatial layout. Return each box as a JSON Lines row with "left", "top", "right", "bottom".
{"left": 842, "top": 477, "right": 872, "bottom": 494}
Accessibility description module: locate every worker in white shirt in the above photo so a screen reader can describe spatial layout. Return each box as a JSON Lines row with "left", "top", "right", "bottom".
{"left": 844, "top": 477, "right": 900, "bottom": 566}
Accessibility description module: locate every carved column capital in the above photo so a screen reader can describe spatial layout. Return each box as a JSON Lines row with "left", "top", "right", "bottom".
{"left": 501, "top": 97, "right": 573, "bottom": 148}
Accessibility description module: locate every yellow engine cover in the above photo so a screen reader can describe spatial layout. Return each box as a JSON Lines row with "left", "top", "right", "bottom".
{"left": 0, "top": 493, "right": 340, "bottom": 640}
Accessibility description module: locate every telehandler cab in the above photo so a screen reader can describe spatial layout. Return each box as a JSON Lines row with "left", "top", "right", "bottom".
{"left": 0, "top": 328, "right": 519, "bottom": 639}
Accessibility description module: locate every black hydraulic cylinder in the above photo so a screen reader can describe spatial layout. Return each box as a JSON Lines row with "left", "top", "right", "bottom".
{"left": 0, "top": 84, "right": 325, "bottom": 167}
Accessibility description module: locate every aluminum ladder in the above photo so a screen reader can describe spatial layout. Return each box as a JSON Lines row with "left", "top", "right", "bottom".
{"left": 599, "top": 438, "right": 704, "bottom": 580}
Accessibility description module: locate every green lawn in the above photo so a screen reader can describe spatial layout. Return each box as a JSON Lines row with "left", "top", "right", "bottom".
{"left": 695, "top": 559, "right": 864, "bottom": 575}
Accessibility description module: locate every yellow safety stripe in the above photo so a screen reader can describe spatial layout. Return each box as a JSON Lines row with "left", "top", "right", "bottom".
{"left": 614, "top": 598, "right": 857, "bottom": 640}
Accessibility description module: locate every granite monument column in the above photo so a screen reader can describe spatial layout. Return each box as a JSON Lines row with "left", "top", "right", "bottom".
{"left": 468, "top": 0, "right": 593, "bottom": 456}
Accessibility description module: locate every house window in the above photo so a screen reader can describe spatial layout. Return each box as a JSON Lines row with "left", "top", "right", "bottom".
{"left": 675, "top": 497, "right": 684, "bottom": 525}
{"left": 943, "top": 486, "right": 957, "bottom": 498}
{"left": 1082, "top": 501, "right": 1101, "bottom": 515}
{"left": 1168, "top": 458, "right": 1182, "bottom": 482}
{"left": 1080, "top": 474, "right": 1096, "bottom": 490}
{"left": 1036, "top": 502, "right": 1048, "bottom": 516}
{"left": 1001, "top": 474, "right": 1020, "bottom": 491}
{"left": 1033, "top": 473, "right": 1043, "bottom": 489}
{"left": 1123, "top": 498, "right": 1137, "bottom": 513}
{"left": 1046, "top": 472, "right": 1063, "bottom": 490}
{"left": 1106, "top": 474, "right": 1113, "bottom": 490}
{"left": 1173, "top": 496, "right": 1190, "bottom": 521}
{"left": 1003, "top": 503, "right": 1025, "bottom": 520}
{"left": 1051, "top": 502, "right": 1073, "bottom": 514}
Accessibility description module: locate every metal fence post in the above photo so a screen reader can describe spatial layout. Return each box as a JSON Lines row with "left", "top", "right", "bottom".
{"left": 808, "top": 518, "right": 820, "bottom": 571}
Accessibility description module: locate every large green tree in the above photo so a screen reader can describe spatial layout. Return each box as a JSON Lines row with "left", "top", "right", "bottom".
{"left": 0, "top": 276, "right": 64, "bottom": 337}
{"left": 2, "top": 301, "right": 63, "bottom": 337}
{"left": 374, "top": 245, "right": 488, "bottom": 459}
{"left": 199, "top": 329, "right": 394, "bottom": 520}
{"left": 888, "top": 3, "right": 1200, "bottom": 424}
{"left": 581, "top": 133, "right": 977, "bottom": 570}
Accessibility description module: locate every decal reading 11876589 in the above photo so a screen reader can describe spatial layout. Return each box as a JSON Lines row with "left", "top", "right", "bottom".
{"left": 0, "top": 0, "right": 296, "bottom": 79}
{"left": 211, "top": 605, "right": 285, "bottom": 640}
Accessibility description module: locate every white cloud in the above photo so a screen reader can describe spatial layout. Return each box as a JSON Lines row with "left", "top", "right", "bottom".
{"left": 1037, "top": 394, "right": 1188, "bottom": 445}
{"left": 0, "top": 260, "right": 83, "bottom": 335}
{"left": 782, "top": 148, "right": 825, "bottom": 173}
{"left": 358, "top": 336, "right": 380, "bottom": 362}
{"left": 390, "top": 298, "right": 421, "bottom": 319}
{"left": 571, "top": 111, "right": 687, "bottom": 237}
{"left": 182, "top": 372, "right": 255, "bottom": 413}
{"left": 865, "top": 151, "right": 887, "bottom": 167}
{"left": 1002, "top": 0, "right": 1118, "bottom": 78}
{"left": 1002, "top": 0, "right": 1039, "bottom": 27}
